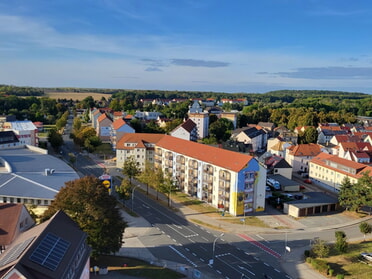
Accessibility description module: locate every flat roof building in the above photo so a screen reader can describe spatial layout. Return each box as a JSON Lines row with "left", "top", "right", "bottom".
{"left": 0, "top": 146, "right": 79, "bottom": 206}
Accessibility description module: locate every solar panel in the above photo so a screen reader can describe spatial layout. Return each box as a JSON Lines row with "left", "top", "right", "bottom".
{"left": 30, "top": 233, "right": 70, "bottom": 271}
{"left": 0, "top": 237, "right": 35, "bottom": 267}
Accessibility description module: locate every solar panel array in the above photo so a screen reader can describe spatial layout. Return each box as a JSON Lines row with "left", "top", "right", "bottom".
{"left": 29, "top": 233, "right": 70, "bottom": 271}
{"left": 0, "top": 237, "right": 35, "bottom": 267}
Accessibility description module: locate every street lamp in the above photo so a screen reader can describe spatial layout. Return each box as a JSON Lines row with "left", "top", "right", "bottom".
{"left": 210, "top": 233, "right": 224, "bottom": 266}
{"left": 131, "top": 185, "right": 140, "bottom": 212}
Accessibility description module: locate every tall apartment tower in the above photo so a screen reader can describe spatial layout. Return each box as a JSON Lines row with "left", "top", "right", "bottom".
{"left": 188, "top": 100, "right": 209, "bottom": 139}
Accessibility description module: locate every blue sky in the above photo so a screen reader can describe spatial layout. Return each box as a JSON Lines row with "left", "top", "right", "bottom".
{"left": 1, "top": 0, "right": 372, "bottom": 94}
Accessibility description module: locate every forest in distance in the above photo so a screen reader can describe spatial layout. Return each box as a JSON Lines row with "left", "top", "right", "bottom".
{"left": 0, "top": 85, "right": 371, "bottom": 132}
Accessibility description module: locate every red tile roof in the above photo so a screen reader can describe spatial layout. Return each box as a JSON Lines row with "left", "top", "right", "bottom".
{"left": 310, "top": 152, "right": 370, "bottom": 179}
{"left": 116, "top": 133, "right": 165, "bottom": 150}
{"left": 340, "top": 142, "right": 372, "bottom": 152}
{"left": 112, "top": 118, "right": 128, "bottom": 130}
{"left": 156, "top": 135, "right": 254, "bottom": 172}
{"left": 288, "top": 143, "right": 321, "bottom": 156}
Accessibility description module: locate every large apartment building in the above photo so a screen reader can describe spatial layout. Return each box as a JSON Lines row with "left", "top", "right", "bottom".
{"left": 154, "top": 135, "right": 266, "bottom": 216}
{"left": 116, "top": 133, "right": 165, "bottom": 170}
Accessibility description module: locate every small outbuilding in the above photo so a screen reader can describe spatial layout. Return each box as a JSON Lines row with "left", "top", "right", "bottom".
{"left": 283, "top": 192, "right": 340, "bottom": 217}
{"left": 268, "top": 174, "right": 300, "bottom": 192}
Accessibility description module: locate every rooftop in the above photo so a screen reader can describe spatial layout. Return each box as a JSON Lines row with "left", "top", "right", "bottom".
{"left": 0, "top": 147, "right": 79, "bottom": 200}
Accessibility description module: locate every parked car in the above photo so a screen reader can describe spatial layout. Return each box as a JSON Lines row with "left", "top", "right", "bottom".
{"left": 304, "top": 178, "right": 312, "bottom": 184}
{"left": 361, "top": 252, "right": 372, "bottom": 262}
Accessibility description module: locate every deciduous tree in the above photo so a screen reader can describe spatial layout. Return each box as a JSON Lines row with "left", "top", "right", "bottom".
{"left": 122, "top": 156, "right": 141, "bottom": 187}
{"left": 41, "top": 176, "right": 126, "bottom": 258}
{"left": 359, "top": 222, "right": 372, "bottom": 241}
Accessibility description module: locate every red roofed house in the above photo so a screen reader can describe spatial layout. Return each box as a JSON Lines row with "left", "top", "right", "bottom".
{"left": 116, "top": 133, "right": 165, "bottom": 170}
{"left": 170, "top": 119, "right": 197, "bottom": 142}
{"left": 285, "top": 143, "right": 322, "bottom": 173}
{"left": 96, "top": 113, "right": 113, "bottom": 142}
{"left": 0, "top": 203, "right": 35, "bottom": 253}
{"left": 110, "top": 118, "right": 135, "bottom": 151}
{"left": 338, "top": 142, "right": 372, "bottom": 163}
{"left": 309, "top": 152, "right": 372, "bottom": 192}
{"left": 155, "top": 135, "right": 266, "bottom": 216}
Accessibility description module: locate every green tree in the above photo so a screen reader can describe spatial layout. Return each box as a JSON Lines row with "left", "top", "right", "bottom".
{"left": 158, "top": 171, "right": 178, "bottom": 207}
{"left": 209, "top": 118, "right": 234, "bottom": 142}
{"left": 137, "top": 161, "right": 155, "bottom": 195}
{"left": 41, "top": 176, "right": 126, "bottom": 258}
{"left": 338, "top": 177, "right": 356, "bottom": 211}
{"left": 303, "top": 126, "right": 318, "bottom": 144}
{"left": 311, "top": 238, "right": 330, "bottom": 258}
{"left": 116, "top": 178, "right": 132, "bottom": 205}
{"left": 47, "top": 129, "right": 64, "bottom": 151}
{"left": 359, "top": 222, "right": 372, "bottom": 241}
{"left": 73, "top": 117, "right": 82, "bottom": 132}
{"left": 334, "top": 231, "right": 348, "bottom": 253}
{"left": 122, "top": 156, "right": 141, "bottom": 187}
{"left": 339, "top": 173, "right": 372, "bottom": 212}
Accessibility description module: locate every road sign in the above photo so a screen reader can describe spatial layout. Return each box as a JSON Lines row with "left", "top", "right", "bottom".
{"left": 99, "top": 175, "right": 112, "bottom": 189}
{"left": 102, "top": 179, "right": 111, "bottom": 189}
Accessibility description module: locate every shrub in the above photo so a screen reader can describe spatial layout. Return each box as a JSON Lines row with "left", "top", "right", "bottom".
{"left": 306, "top": 257, "right": 312, "bottom": 263}
{"left": 336, "top": 274, "right": 344, "bottom": 279}
{"left": 310, "top": 258, "right": 329, "bottom": 274}
{"left": 335, "top": 231, "right": 348, "bottom": 253}
{"left": 328, "top": 269, "right": 334, "bottom": 276}
{"left": 304, "top": 250, "right": 310, "bottom": 257}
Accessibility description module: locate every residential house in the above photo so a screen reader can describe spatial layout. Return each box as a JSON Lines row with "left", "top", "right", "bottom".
{"left": 231, "top": 126, "right": 267, "bottom": 153}
{"left": 90, "top": 108, "right": 102, "bottom": 129}
{"left": 338, "top": 142, "right": 372, "bottom": 162}
{"left": 134, "top": 111, "right": 161, "bottom": 120}
{"left": 116, "top": 133, "right": 165, "bottom": 170}
{"left": 156, "top": 115, "right": 171, "bottom": 129}
{"left": 309, "top": 152, "right": 372, "bottom": 192}
{"left": 274, "top": 126, "right": 298, "bottom": 145}
{"left": 0, "top": 210, "right": 91, "bottom": 279}
{"left": 285, "top": 143, "right": 322, "bottom": 173}
{"left": 267, "top": 137, "right": 292, "bottom": 158}
{"left": 170, "top": 119, "right": 197, "bottom": 142}
{"left": 0, "top": 203, "right": 35, "bottom": 253}
{"left": 96, "top": 113, "right": 113, "bottom": 143}
{"left": 110, "top": 118, "right": 135, "bottom": 151}
{"left": 257, "top": 122, "right": 275, "bottom": 138}
{"left": 329, "top": 135, "right": 361, "bottom": 146}
{"left": 317, "top": 129, "right": 348, "bottom": 145}
{"left": 261, "top": 154, "right": 292, "bottom": 179}
{"left": 155, "top": 135, "right": 266, "bottom": 216}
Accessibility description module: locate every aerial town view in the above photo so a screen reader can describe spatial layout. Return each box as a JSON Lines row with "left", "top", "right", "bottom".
{"left": 0, "top": 1, "right": 372, "bottom": 279}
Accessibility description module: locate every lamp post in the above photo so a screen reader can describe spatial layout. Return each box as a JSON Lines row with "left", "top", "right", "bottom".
{"left": 131, "top": 185, "right": 140, "bottom": 212}
{"left": 210, "top": 233, "right": 224, "bottom": 266}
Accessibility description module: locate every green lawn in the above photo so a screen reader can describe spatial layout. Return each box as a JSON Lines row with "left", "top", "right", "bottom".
{"left": 91, "top": 255, "right": 185, "bottom": 279}
{"left": 310, "top": 240, "right": 372, "bottom": 278}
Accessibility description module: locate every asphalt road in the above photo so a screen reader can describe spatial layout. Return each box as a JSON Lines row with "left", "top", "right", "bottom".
{"left": 130, "top": 190, "right": 290, "bottom": 279}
